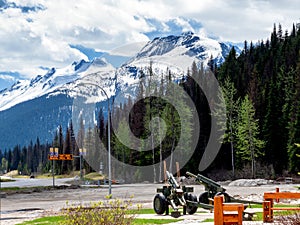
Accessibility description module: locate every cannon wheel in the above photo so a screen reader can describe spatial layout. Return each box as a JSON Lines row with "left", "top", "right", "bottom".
{"left": 153, "top": 194, "right": 167, "bottom": 214}
{"left": 216, "top": 192, "right": 231, "bottom": 202}
{"left": 186, "top": 193, "right": 198, "bottom": 214}
{"left": 198, "top": 191, "right": 209, "bottom": 204}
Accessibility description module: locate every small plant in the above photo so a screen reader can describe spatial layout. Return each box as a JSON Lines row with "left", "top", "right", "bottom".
{"left": 61, "top": 198, "right": 135, "bottom": 225}
{"left": 276, "top": 213, "right": 300, "bottom": 225}
{"left": 295, "top": 143, "right": 300, "bottom": 176}
{"left": 16, "top": 216, "right": 65, "bottom": 224}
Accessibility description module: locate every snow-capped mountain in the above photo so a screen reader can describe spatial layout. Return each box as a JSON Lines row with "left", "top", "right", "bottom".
{"left": 114, "top": 32, "right": 239, "bottom": 100}
{"left": 128, "top": 31, "right": 231, "bottom": 70}
{"left": 0, "top": 32, "right": 240, "bottom": 149}
{"left": 0, "top": 58, "right": 114, "bottom": 111}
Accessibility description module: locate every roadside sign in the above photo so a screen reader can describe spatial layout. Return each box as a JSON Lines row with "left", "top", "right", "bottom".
{"left": 48, "top": 154, "right": 73, "bottom": 160}
{"left": 48, "top": 155, "right": 59, "bottom": 160}
{"left": 49, "top": 147, "right": 59, "bottom": 157}
{"left": 79, "top": 148, "right": 87, "bottom": 156}
{"left": 58, "top": 154, "right": 73, "bottom": 160}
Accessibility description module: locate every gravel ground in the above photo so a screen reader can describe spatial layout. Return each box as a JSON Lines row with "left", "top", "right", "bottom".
{"left": 1, "top": 179, "right": 300, "bottom": 224}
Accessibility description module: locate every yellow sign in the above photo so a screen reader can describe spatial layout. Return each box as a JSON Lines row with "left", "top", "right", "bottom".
{"left": 58, "top": 154, "right": 73, "bottom": 160}
{"left": 48, "top": 154, "right": 73, "bottom": 160}
{"left": 49, "top": 148, "right": 59, "bottom": 157}
{"left": 48, "top": 155, "right": 58, "bottom": 160}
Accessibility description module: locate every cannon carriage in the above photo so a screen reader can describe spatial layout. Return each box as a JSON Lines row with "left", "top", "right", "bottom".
{"left": 153, "top": 171, "right": 198, "bottom": 217}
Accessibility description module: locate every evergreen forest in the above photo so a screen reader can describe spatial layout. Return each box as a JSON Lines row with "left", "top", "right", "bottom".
{"left": 0, "top": 23, "right": 300, "bottom": 181}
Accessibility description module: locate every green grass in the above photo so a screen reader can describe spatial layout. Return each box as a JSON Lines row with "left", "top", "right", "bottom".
{"left": 255, "top": 206, "right": 300, "bottom": 221}
{"left": 16, "top": 216, "right": 65, "bottom": 224}
{"left": 0, "top": 186, "right": 46, "bottom": 192}
{"left": 84, "top": 172, "right": 104, "bottom": 180}
{"left": 0, "top": 186, "right": 22, "bottom": 191}
{"left": 132, "top": 218, "right": 183, "bottom": 224}
{"left": 201, "top": 218, "right": 214, "bottom": 222}
{"left": 247, "top": 204, "right": 263, "bottom": 208}
{"left": 16, "top": 216, "right": 182, "bottom": 225}
{"left": 128, "top": 208, "right": 155, "bottom": 214}
{"left": 0, "top": 178, "right": 16, "bottom": 182}
{"left": 275, "top": 203, "right": 300, "bottom": 208}
{"left": 247, "top": 203, "right": 300, "bottom": 209}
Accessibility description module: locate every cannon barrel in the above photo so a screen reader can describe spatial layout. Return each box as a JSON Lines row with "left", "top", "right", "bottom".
{"left": 186, "top": 171, "right": 226, "bottom": 192}
{"left": 186, "top": 171, "right": 263, "bottom": 209}
{"left": 166, "top": 171, "right": 180, "bottom": 189}
{"left": 186, "top": 171, "right": 197, "bottom": 178}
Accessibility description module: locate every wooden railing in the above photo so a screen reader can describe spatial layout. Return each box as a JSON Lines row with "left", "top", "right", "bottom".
{"left": 214, "top": 195, "right": 244, "bottom": 225}
{"left": 263, "top": 189, "right": 300, "bottom": 222}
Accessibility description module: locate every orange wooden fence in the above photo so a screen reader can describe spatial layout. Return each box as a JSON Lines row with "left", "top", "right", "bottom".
{"left": 263, "top": 189, "right": 300, "bottom": 222}
{"left": 214, "top": 195, "right": 244, "bottom": 225}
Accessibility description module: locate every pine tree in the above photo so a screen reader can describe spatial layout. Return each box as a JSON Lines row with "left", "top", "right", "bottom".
{"left": 98, "top": 108, "right": 105, "bottom": 140}
{"left": 113, "top": 118, "right": 132, "bottom": 181}
{"left": 84, "top": 127, "right": 96, "bottom": 174}
{"left": 215, "top": 77, "right": 240, "bottom": 177}
{"left": 235, "top": 95, "right": 265, "bottom": 178}
{"left": 287, "top": 60, "right": 300, "bottom": 172}
{"left": 11, "top": 145, "right": 21, "bottom": 171}
{"left": 61, "top": 122, "right": 75, "bottom": 174}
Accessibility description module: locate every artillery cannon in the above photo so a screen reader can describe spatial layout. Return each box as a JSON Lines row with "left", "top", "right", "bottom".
{"left": 186, "top": 171, "right": 231, "bottom": 206}
{"left": 153, "top": 171, "right": 198, "bottom": 217}
{"left": 186, "top": 171, "right": 262, "bottom": 209}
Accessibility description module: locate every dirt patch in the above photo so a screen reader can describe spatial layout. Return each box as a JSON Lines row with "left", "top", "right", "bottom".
{"left": 1, "top": 182, "right": 300, "bottom": 224}
{"left": 1, "top": 184, "right": 81, "bottom": 196}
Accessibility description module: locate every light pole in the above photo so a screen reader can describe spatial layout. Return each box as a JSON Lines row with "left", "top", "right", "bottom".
{"left": 75, "top": 82, "right": 112, "bottom": 196}
{"left": 73, "top": 148, "right": 85, "bottom": 181}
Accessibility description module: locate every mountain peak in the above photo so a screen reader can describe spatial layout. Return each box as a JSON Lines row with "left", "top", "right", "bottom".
{"left": 128, "top": 32, "right": 239, "bottom": 70}
{"left": 181, "top": 31, "right": 194, "bottom": 36}
{"left": 0, "top": 31, "right": 242, "bottom": 149}
{"left": 0, "top": 32, "right": 241, "bottom": 113}
{"left": 92, "top": 57, "right": 108, "bottom": 66}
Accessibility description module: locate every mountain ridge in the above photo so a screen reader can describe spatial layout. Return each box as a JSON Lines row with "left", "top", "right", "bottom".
{"left": 0, "top": 32, "right": 241, "bottom": 149}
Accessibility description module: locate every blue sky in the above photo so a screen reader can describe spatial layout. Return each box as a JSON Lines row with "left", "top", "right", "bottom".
{"left": 0, "top": 0, "right": 299, "bottom": 90}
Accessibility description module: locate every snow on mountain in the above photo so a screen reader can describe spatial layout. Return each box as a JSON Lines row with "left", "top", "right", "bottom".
{"left": 115, "top": 32, "right": 240, "bottom": 98}
{"left": 127, "top": 32, "right": 235, "bottom": 72}
{"left": 0, "top": 32, "right": 240, "bottom": 112}
{"left": 0, "top": 58, "right": 114, "bottom": 111}
{"left": 56, "top": 68, "right": 117, "bottom": 103}
{"left": 0, "top": 31, "right": 241, "bottom": 149}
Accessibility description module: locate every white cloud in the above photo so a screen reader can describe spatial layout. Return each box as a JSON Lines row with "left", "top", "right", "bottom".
{"left": 0, "top": 74, "right": 16, "bottom": 81}
{"left": 0, "top": 0, "right": 299, "bottom": 83}
{"left": 108, "top": 41, "right": 148, "bottom": 57}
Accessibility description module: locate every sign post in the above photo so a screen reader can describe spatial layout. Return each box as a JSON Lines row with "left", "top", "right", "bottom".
{"left": 48, "top": 148, "right": 72, "bottom": 187}
{"left": 79, "top": 149, "right": 83, "bottom": 180}
{"left": 49, "top": 147, "right": 59, "bottom": 187}
{"left": 73, "top": 148, "right": 86, "bottom": 181}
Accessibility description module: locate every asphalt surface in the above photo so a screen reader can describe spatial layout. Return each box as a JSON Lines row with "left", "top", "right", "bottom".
{"left": 1, "top": 177, "right": 299, "bottom": 224}
{"left": 0, "top": 176, "right": 74, "bottom": 188}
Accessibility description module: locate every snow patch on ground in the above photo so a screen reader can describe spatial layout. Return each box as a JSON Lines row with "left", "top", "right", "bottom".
{"left": 228, "top": 179, "right": 274, "bottom": 187}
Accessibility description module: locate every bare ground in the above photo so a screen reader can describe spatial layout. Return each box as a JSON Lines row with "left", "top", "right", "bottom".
{"left": 1, "top": 180, "right": 300, "bottom": 224}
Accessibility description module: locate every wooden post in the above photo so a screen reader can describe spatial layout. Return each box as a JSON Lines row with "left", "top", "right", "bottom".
{"left": 163, "top": 160, "right": 167, "bottom": 184}
{"left": 263, "top": 200, "right": 272, "bottom": 223}
{"left": 214, "top": 195, "right": 244, "bottom": 225}
{"left": 237, "top": 205, "right": 243, "bottom": 225}
{"left": 176, "top": 162, "right": 180, "bottom": 179}
{"left": 263, "top": 191, "right": 300, "bottom": 223}
{"left": 276, "top": 187, "right": 279, "bottom": 203}
{"left": 214, "top": 195, "right": 224, "bottom": 225}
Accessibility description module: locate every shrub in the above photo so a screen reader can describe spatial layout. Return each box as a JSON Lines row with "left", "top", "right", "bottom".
{"left": 61, "top": 197, "right": 135, "bottom": 225}
{"left": 276, "top": 213, "right": 300, "bottom": 225}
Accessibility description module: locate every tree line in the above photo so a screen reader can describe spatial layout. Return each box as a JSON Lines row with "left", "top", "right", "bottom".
{"left": 213, "top": 23, "right": 300, "bottom": 178}
{"left": 0, "top": 23, "right": 299, "bottom": 180}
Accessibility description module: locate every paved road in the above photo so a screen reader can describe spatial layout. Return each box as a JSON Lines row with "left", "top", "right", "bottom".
{"left": 1, "top": 177, "right": 299, "bottom": 224}
{"left": 0, "top": 176, "right": 74, "bottom": 188}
